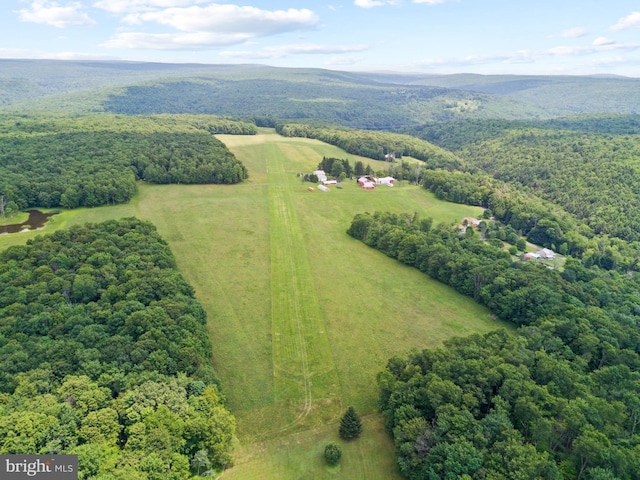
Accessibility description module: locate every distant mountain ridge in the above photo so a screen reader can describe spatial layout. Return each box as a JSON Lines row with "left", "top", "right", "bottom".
{"left": 2, "top": 59, "right": 640, "bottom": 123}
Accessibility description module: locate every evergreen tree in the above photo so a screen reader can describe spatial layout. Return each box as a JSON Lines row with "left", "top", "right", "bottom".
{"left": 339, "top": 406, "right": 362, "bottom": 439}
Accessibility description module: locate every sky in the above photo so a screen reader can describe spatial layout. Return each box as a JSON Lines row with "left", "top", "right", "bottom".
{"left": 1, "top": 0, "right": 640, "bottom": 76}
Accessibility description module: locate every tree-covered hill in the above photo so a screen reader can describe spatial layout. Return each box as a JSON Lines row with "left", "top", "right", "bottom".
{"left": 403, "top": 114, "right": 640, "bottom": 244}
{"left": 404, "top": 73, "right": 640, "bottom": 116}
{"left": 458, "top": 127, "right": 640, "bottom": 242}
{"left": 403, "top": 114, "right": 640, "bottom": 151}
{"left": 4, "top": 60, "right": 640, "bottom": 124}
{"left": 0, "top": 59, "right": 273, "bottom": 107}
{"left": 0, "top": 217, "right": 235, "bottom": 478}
{"left": 101, "top": 78, "right": 541, "bottom": 128}
{"left": 0, "top": 60, "right": 538, "bottom": 123}
{"left": 0, "top": 114, "right": 251, "bottom": 212}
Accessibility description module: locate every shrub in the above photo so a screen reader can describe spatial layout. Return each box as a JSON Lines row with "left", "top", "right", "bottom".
{"left": 324, "top": 442, "right": 342, "bottom": 465}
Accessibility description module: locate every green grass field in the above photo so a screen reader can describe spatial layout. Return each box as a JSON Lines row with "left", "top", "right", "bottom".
{"left": 0, "top": 129, "right": 510, "bottom": 479}
{"left": 0, "top": 210, "right": 29, "bottom": 226}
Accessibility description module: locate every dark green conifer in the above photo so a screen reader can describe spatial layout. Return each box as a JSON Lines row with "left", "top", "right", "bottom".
{"left": 339, "top": 406, "right": 362, "bottom": 439}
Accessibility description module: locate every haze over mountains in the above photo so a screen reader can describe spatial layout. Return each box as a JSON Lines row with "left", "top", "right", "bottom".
{"left": 3, "top": 60, "right": 640, "bottom": 125}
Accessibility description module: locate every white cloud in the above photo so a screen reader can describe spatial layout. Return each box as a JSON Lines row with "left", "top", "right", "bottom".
{"left": 17, "top": 0, "right": 96, "bottom": 27}
{"left": 410, "top": 39, "right": 640, "bottom": 72}
{"left": 0, "top": 47, "right": 117, "bottom": 60}
{"left": 124, "top": 5, "right": 318, "bottom": 34}
{"left": 611, "top": 11, "right": 640, "bottom": 31}
{"left": 92, "top": 0, "right": 207, "bottom": 14}
{"left": 548, "top": 41, "right": 639, "bottom": 56}
{"left": 102, "top": 4, "right": 319, "bottom": 50}
{"left": 548, "top": 46, "right": 585, "bottom": 56}
{"left": 410, "top": 50, "right": 536, "bottom": 68}
{"left": 354, "top": 0, "right": 403, "bottom": 8}
{"left": 354, "top": 0, "right": 385, "bottom": 7}
{"left": 548, "top": 27, "right": 588, "bottom": 38}
{"left": 42, "top": 50, "right": 117, "bottom": 59}
{"left": 463, "top": 51, "right": 535, "bottom": 65}
{"left": 325, "top": 56, "right": 361, "bottom": 66}
{"left": 102, "top": 31, "right": 252, "bottom": 49}
{"left": 0, "top": 47, "right": 38, "bottom": 57}
{"left": 220, "top": 43, "right": 368, "bottom": 59}
{"left": 413, "top": 0, "right": 455, "bottom": 4}
{"left": 593, "top": 37, "right": 615, "bottom": 46}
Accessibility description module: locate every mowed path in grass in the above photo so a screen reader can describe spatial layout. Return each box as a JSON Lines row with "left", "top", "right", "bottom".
{"left": 268, "top": 144, "right": 342, "bottom": 434}
{"left": 0, "top": 129, "right": 509, "bottom": 479}
{"left": 215, "top": 130, "right": 509, "bottom": 479}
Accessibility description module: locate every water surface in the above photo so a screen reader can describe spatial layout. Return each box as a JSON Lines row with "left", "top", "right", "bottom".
{"left": 0, "top": 210, "right": 59, "bottom": 234}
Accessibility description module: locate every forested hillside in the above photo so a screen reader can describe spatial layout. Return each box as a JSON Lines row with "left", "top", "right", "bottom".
{"left": 0, "top": 218, "right": 235, "bottom": 478}
{"left": 404, "top": 115, "right": 640, "bottom": 243}
{"left": 4, "top": 61, "right": 640, "bottom": 124}
{"left": 0, "top": 114, "right": 251, "bottom": 213}
{"left": 406, "top": 74, "right": 640, "bottom": 116}
{"left": 348, "top": 211, "right": 640, "bottom": 479}
{"left": 102, "top": 78, "right": 537, "bottom": 128}
{"left": 404, "top": 115, "right": 640, "bottom": 151}
{"left": 458, "top": 128, "right": 640, "bottom": 241}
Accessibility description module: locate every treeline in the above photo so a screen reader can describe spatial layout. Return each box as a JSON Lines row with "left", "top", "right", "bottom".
{"left": 0, "top": 218, "right": 235, "bottom": 478}
{"left": 0, "top": 114, "right": 249, "bottom": 212}
{"left": 348, "top": 211, "right": 640, "bottom": 479}
{"left": 276, "top": 122, "right": 460, "bottom": 168}
{"left": 421, "top": 169, "right": 640, "bottom": 271}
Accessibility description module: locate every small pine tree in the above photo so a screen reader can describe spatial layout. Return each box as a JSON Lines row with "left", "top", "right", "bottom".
{"left": 339, "top": 406, "right": 362, "bottom": 440}
{"left": 324, "top": 442, "right": 342, "bottom": 465}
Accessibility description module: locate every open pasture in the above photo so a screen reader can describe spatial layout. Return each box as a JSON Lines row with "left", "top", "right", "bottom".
{"left": 0, "top": 129, "right": 507, "bottom": 479}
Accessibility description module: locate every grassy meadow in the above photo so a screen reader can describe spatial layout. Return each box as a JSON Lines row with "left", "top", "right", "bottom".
{"left": 0, "top": 129, "right": 510, "bottom": 479}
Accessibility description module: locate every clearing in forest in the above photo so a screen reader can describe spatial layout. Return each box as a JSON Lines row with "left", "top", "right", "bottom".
{"left": 0, "top": 129, "right": 508, "bottom": 479}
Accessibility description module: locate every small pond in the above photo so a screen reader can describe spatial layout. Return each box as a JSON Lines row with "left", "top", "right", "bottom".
{"left": 0, "top": 210, "right": 59, "bottom": 235}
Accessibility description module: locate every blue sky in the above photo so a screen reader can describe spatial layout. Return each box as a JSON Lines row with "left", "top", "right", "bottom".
{"left": 2, "top": 0, "right": 640, "bottom": 76}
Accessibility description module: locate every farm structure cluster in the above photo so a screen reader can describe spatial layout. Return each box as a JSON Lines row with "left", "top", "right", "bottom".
{"left": 308, "top": 170, "right": 395, "bottom": 192}
{"left": 357, "top": 175, "right": 395, "bottom": 190}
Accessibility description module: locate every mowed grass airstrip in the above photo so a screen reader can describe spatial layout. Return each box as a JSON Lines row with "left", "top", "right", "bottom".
{"left": 0, "top": 129, "right": 510, "bottom": 479}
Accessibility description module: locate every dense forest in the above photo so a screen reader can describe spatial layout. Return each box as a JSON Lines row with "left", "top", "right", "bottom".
{"left": 101, "top": 78, "right": 538, "bottom": 128}
{"left": 0, "top": 218, "right": 235, "bottom": 478}
{"left": 458, "top": 129, "right": 640, "bottom": 242}
{"left": 405, "top": 115, "right": 640, "bottom": 151}
{"left": 404, "top": 115, "right": 640, "bottom": 243}
{"left": 0, "top": 114, "right": 251, "bottom": 213}
{"left": 348, "top": 211, "right": 640, "bottom": 479}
